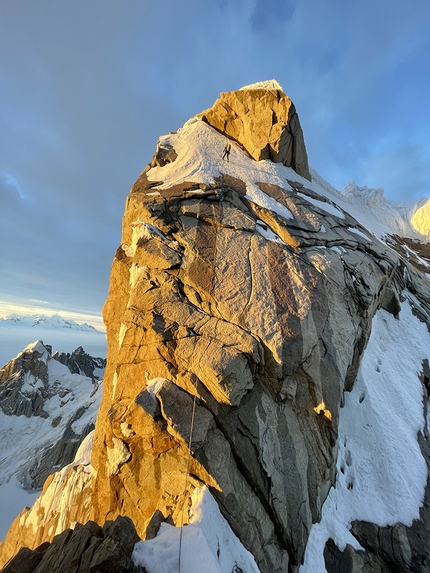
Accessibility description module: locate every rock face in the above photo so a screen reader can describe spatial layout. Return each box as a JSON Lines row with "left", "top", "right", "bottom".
{"left": 198, "top": 84, "right": 311, "bottom": 180}
{"left": 2, "top": 87, "right": 430, "bottom": 573}
{"left": 1, "top": 516, "right": 141, "bottom": 573}
{"left": 89, "top": 149, "right": 410, "bottom": 571}
{"left": 53, "top": 346, "right": 106, "bottom": 383}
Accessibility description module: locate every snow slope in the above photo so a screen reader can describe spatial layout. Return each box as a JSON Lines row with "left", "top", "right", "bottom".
{"left": 133, "top": 487, "right": 260, "bottom": 573}
{"left": 300, "top": 302, "right": 430, "bottom": 571}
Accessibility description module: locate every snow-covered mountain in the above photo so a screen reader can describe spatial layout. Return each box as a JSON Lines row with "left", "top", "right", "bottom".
{"left": 0, "top": 313, "right": 101, "bottom": 331}
{"left": 1, "top": 81, "right": 430, "bottom": 573}
{"left": 0, "top": 314, "right": 106, "bottom": 368}
{"left": 0, "top": 340, "right": 104, "bottom": 539}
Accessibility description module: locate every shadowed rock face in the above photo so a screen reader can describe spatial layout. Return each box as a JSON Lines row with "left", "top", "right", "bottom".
{"left": 0, "top": 516, "right": 141, "bottom": 573}
{"left": 53, "top": 346, "right": 106, "bottom": 383}
{"left": 198, "top": 87, "right": 312, "bottom": 181}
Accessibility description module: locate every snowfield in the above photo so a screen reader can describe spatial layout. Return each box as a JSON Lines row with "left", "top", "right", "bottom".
{"left": 300, "top": 302, "right": 430, "bottom": 572}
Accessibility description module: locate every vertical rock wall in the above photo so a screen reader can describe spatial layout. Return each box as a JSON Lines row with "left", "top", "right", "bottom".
{"left": 89, "top": 164, "right": 402, "bottom": 572}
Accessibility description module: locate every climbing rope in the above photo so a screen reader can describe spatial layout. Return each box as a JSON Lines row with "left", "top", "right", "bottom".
{"left": 178, "top": 390, "right": 198, "bottom": 573}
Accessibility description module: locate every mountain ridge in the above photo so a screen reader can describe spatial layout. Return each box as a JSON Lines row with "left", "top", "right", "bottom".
{"left": 0, "top": 314, "right": 104, "bottom": 332}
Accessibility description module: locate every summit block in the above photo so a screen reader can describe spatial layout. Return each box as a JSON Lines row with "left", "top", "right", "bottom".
{"left": 198, "top": 84, "right": 311, "bottom": 181}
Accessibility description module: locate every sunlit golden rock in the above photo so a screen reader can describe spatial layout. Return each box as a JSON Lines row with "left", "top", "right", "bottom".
{"left": 198, "top": 86, "right": 311, "bottom": 180}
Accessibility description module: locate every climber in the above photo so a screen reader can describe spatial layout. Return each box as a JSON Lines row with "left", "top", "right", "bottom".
{"left": 222, "top": 142, "right": 231, "bottom": 161}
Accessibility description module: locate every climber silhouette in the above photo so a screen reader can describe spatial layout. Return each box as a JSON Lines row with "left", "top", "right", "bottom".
{"left": 222, "top": 142, "right": 231, "bottom": 161}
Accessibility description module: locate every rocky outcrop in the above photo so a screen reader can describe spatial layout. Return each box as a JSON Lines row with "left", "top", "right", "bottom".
{"left": 198, "top": 85, "right": 311, "bottom": 180}
{"left": 0, "top": 341, "right": 51, "bottom": 418}
{"left": 53, "top": 346, "right": 106, "bottom": 383}
{"left": 87, "top": 154, "right": 409, "bottom": 573}
{"left": 0, "top": 516, "right": 141, "bottom": 573}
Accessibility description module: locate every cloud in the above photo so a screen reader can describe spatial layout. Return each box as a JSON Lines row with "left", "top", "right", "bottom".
{"left": 0, "top": 172, "right": 25, "bottom": 205}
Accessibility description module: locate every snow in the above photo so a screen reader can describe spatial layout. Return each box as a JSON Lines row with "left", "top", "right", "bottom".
{"left": 309, "top": 170, "right": 429, "bottom": 243}
{"left": 0, "top": 344, "right": 102, "bottom": 538}
{"left": 347, "top": 227, "right": 370, "bottom": 242}
{"left": 132, "top": 486, "right": 260, "bottom": 573}
{"left": 239, "top": 79, "right": 283, "bottom": 91}
{"left": 21, "top": 431, "right": 95, "bottom": 536}
{"left": 106, "top": 437, "right": 131, "bottom": 476}
{"left": 297, "top": 192, "right": 345, "bottom": 219}
{"left": 255, "top": 222, "right": 285, "bottom": 244}
{"left": 341, "top": 181, "right": 385, "bottom": 207}
{"left": 411, "top": 198, "right": 430, "bottom": 236}
{"left": 126, "top": 220, "right": 175, "bottom": 258}
{"left": 0, "top": 315, "right": 107, "bottom": 368}
{"left": 147, "top": 120, "right": 297, "bottom": 223}
{"left": 146, "top": 377, "right": 171, "bottom": 399}
{"left": 300, "top": 301, "right": 430, "bottom": 572}
{"left": 0, "top": 313, "right": 102, "bottom": 332}
{"left": 147, "top": 119, "right": 429, "bottom": 247}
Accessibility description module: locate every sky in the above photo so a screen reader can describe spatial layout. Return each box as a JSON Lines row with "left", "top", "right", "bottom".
{"left": 1, "top": 0, "right": 430, "bottom": 327}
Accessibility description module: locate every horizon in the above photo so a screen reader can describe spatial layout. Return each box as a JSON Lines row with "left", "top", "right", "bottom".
{"left": 0, "top": 301, "right": 105, "bottom": 331}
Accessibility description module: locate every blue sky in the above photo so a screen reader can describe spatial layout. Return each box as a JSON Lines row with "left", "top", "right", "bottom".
{"left": 1, "top": 0, "right": 430, "bottom": 326}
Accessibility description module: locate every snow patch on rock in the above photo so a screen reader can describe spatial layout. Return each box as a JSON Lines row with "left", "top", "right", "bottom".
{"left": 132, "top": 486, "right": 260, "bottom": 573}
{"left": 239, "top": 79, "right": 283, "bottom": 91}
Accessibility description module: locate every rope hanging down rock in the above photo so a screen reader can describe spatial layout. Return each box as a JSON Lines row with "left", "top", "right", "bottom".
{"left": 178, "top": 390, "right": 197, "bottom": 573}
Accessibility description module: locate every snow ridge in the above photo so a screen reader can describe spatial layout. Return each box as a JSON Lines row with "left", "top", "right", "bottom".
{"left": 239, "top": 79, "right": 284, "bottom": 91}
{"left": 0, "top": 313, "right": 101, "bottom": 332}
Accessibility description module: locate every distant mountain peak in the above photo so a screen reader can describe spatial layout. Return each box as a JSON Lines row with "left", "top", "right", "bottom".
{"left": 0, "top": 313, "right": 102, "bottom": 332}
